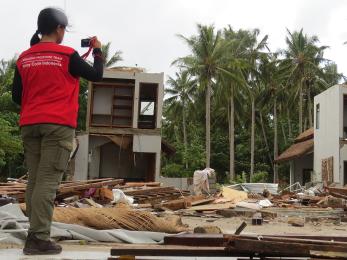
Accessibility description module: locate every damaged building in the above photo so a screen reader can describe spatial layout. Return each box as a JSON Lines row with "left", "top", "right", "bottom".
{"left": 73, "top": 68, "right": 189, "bottom": 189}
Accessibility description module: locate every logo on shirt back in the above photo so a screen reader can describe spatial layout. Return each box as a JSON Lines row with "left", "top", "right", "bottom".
{"left": 21, "top": 54, "right": 63, "bottom": 68}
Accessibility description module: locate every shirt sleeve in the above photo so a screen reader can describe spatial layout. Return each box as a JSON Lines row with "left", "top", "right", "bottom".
{"left": 69, "top": 48, "right": 104, "bottom": 81}
{"left": 12, "top": 66, "right": 22, "bottom": 106}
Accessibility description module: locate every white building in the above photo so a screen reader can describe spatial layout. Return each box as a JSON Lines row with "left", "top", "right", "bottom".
{"left": 73, "top": 67, "right": 189, "bottom": 189}
{"left": 276, "top": 84, "right": 347, "bottom": 187}
{"left": 314, "top": 84, "right": 347, "bottom": 186}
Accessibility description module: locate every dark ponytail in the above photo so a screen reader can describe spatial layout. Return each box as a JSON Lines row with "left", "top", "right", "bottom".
{"left": 30, "top": 30, "right": 41, "bottom": 46}
{"left": 30, "top": 7, "right": 68, "bottom": 46}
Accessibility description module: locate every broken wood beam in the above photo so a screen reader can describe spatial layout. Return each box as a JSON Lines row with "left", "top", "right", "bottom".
{"left": 155, "top": 199, "right": 191, "bottom": 211}
{"left": 110, "top": 244, "right": 230, "bottom": 257}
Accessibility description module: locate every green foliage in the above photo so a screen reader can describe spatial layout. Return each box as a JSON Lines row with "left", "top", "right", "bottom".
{"left": 162, "top": 25, "right": 343, "bottom": 185}
{"left": 234, "top": 172, "right": 248, "bottom": 184}
{"left": 250, "top": 171, "right": 269, "bottom": 183}
{"left": 0, "top": 118, "right": 22, "bottom": 167}
{"left": 101, "top": 42, "right": 123, "bottom": 68}
{"left": 77, "top": 78, "right": 88, "bottom": 131}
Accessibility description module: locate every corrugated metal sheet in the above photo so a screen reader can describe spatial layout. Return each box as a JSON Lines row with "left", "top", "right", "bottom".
{"left": 228, "top": 183, "right": 278, "bottom": 195}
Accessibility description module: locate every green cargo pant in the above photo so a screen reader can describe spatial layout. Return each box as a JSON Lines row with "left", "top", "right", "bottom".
{"left": 21, "top": 124, "right": 74, "bottom": 241}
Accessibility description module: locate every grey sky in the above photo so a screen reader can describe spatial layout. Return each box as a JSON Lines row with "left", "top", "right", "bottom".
{"left": 1, "top": 0, "right": 347, "bottom": 80}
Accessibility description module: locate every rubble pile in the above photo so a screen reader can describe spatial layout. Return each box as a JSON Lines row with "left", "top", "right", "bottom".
{"left": 1, "top": 176, "right": 347, "bottom": 236}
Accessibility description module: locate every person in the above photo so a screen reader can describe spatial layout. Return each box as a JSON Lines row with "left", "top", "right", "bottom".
{"left": 11, "top": 7, "right": 104, "bottom": 255}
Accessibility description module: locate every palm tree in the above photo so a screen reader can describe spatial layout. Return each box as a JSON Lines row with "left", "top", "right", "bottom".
{"left": 166, "top": 70, "right": 196, "bottom": 169}
{"left": 258, "top": 53, "right": 288, "bottom": 183}
{"left": 211, "top": 26, "right": 249, "bottom": 181}
{"left": 283, "top": 29, "right": 327, "bottom": 133}
{"left": 244, "top": 30, "right": 269, "bottom": 179}
{"left": 174, "top": 24, "right": 225, "bottom": 168}
{"left": 101, "top": 42, "right": 123, "bottom": 68}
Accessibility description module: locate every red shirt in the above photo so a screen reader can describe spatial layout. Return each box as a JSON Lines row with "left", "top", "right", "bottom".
{"left": 17, "top": 42, "right": 80, "bottom": 128}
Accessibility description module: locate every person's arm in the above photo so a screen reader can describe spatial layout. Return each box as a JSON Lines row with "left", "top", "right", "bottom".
{"left": 12, "top": 66, "right": 22, "bottom": 106}
{"left": 69, "top": 48, "right": 104, "bottom": 81}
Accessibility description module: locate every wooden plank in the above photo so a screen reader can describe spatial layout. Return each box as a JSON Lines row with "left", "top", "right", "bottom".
{"left": 186, "top": 202, "right": 235, "bottom": 212}
{"left": 110, "top": 244, "right": 230, "bottom": 257}
{"left": 93, "top": 82, "right": 135, "bottom": 87}
{"left": 191, "top": 198, "right": 215, "bottom": 206}
{"left": 165, "top": 233, "right": 347, "bottom": 248}
{"left": 58, "top": 179, "right": 124, "bottom": 195}
{"left": 164, "top": 233, "right": 223, "bottom": 247}
{"left": 123, "top": 187, "right": 176, "bottom": 196}
{"left": 89, "top": 126, "right": 161, "bottom": 136}
{"left": 228, "top": 239, "right": 347, "bottom": 257}
{"left": 120, "top": 182, "right": 161, "bottom": 189}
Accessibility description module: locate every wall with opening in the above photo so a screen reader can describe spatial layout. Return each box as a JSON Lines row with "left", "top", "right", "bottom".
{"left": 138, "top": 83, "right": 158, "bottom": 129}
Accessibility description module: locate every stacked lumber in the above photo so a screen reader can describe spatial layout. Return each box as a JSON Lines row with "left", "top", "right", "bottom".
{"left": 0, "top": 178, "right": 124, "bottom": 202}
{"left": 99, "top": 185, "right": 190, "bottom": 204}
{"left": 109, "top": 233, "right": 347, "bottom": 258}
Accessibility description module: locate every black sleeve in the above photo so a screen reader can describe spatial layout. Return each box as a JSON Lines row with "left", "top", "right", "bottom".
{"left": 69, "top": 48, "right": 104, "bottom": 81}
{"left": 12, "top": 66, "right": 22, "bottom": 106}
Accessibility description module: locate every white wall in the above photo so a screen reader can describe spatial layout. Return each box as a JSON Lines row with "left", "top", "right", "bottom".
{"left": 158, "top": 176, "right": 190, "bottom": 190}
{"left": 314, "top": 85, "right": 342, "bottom": 183}
{"left": 133, "top": 135, "right": 161, "bottom": 153}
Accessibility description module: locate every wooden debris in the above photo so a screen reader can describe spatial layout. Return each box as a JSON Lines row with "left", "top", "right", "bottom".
{"left": 0, "top": 178, "right": 124, "bottom": 202}
{"left": 221, "top": 186, "right": 248, "bottom": 203}
{"left": 186, "top": 202, "right": 235, "bottom": 212}
{"left": 154, "top": 199, "right": 191, "bottom": 210}
{"left": 191, "top": 198, "right": 215, "bottom": 206}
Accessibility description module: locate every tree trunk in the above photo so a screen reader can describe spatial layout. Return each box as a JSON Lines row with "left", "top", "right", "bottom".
{"left": 182, "top": 102, "right": 188, "bottom": 169}
{"left": 250, "top": 98, "right": 255, "bottom": 180}
{"left": 273, "top": 98, "right": 279, "bottom": 183}
{"left": 287, "top": 107, "right": 292, "bottom": 139}
{"left": 206, "top": 81, "right": 211, "bottom": 168}
{"left": 299, "top": 81, "right": 303, "bottom": 134}
{"left": 229, "top": 93, "right": 235, "bottom": 182}
{"left": 281, "top": 123, "right": 287, "bottom": 145}
{"left": 260, "top": 112, "right": 274, "bottom": 171}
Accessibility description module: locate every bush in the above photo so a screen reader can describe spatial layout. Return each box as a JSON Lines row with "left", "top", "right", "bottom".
{"left": 161, "top": 163, "right": 192, "bottom": 178}
{"left": 250, "top": 171, "right": 269, "bottom": 183}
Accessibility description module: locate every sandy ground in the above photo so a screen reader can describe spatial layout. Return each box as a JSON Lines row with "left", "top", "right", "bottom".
{"left": 181, "top": 215, "right": 347, "bottom": 236}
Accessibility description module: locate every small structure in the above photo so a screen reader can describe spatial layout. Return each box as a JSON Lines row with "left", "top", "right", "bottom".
{"left": 74, "top": 68, "right": 189, "bottom": 189}
{"left": 275, "top": 128, "right": 314, "bottom": 186}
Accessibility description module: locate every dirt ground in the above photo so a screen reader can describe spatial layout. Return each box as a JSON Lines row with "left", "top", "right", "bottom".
{"left": 181, "top": 215, "right": 347, "bottom": 236}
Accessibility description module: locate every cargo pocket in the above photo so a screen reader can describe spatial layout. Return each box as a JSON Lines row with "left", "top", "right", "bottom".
{"left": 54, "top": 140, "right": 73, "bottom": 172}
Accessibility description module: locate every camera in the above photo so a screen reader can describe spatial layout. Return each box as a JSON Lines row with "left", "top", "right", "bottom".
{"left": 81, "top": 38, "right": 91, "bottom": 48}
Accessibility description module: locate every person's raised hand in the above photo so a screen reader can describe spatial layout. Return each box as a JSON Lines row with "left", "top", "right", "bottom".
{"left": 91, "top": 37, "right": 101, "bottom": 49}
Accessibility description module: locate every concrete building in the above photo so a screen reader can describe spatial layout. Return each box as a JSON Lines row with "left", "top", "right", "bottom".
{"left": 276, "top": 84, "right": 347, "bottom": 187}
{"left": 74, "top": 68, "right": 189, "bottom": 189}
{"left": 314, "top": 84, "right": 347, "bottom": 186}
